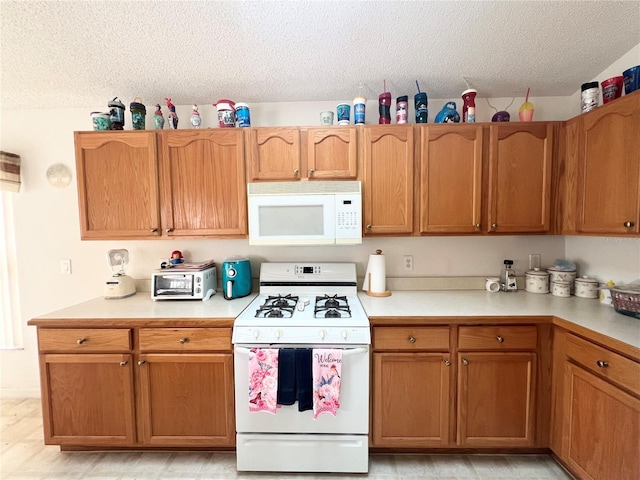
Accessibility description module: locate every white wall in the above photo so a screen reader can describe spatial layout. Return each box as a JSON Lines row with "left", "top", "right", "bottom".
{"left": 0, "top": 86, "right": 636, "bottom": 397}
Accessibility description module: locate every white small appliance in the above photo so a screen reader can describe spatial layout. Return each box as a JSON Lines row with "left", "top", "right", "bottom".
{"left": 104, "top": 249, "right": 136, "bottom": 299}
{"left": 247, "top": 181, "right": 362, "bottom": 246}
{"left": 151, "top": 266, "right": 216, "bottom": 301}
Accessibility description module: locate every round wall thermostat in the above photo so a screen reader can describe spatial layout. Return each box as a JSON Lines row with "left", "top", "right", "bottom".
{"left": 46, "top": 163, "right": 72, "bottom": 188}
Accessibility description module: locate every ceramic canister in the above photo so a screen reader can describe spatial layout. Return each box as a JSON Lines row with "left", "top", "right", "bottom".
{"left": 525, "top": 268, "right": 549, "bottom": 294}
{"left": 552, "top": 281, "right": 572, "bottom": 298}
{"left": 574, "top": 276, "right": 599, "bottom": 299}
{"left": 547, "top": 268, "right": 577, "bottom": 293}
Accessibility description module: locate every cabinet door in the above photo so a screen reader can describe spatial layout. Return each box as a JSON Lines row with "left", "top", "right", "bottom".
{"left": 75, "top": 131, "right": 160, "bottom": 239}
{"left": 138, "top": 353, "right": 235, "bottom": 446}
{"left": 373, "top": 353, "right": 451, "bottom": 447}
{"left": 488, "top": 124, "right": 553, "bottom": 233}
{"left": 306, "top": 127, "right": 358, "bottom": 179}
{"left": 457, "top": 352, "right": 536, "bottom": 447}
{"left": 419, "top": 125, "right": 483, "bottom": 233}
{"left": 158, "top": 130, "right": 247, "bottom": 236}
{"left": 562, "top": 363, "right": 640, "bottom": 480}
{"left": 248, "top": 127, "right": 301, "bottom": 181}
{"left": 40, "top": 353, "right": 136, "bottom": 446}
{"left": 577, "top": 94, "right": 640, "bottom": 234}
{"left": 362, "top": 125, "right": 415, "bottom": 234}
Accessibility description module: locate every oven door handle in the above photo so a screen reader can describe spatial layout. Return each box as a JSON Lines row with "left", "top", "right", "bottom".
{"left": 234, "top": 346, "right": 368, "bottom": 356}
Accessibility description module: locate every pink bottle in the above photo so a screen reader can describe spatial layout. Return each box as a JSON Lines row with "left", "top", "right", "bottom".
{"left": 461, "top": 89, "right": 477, "bottom": 123}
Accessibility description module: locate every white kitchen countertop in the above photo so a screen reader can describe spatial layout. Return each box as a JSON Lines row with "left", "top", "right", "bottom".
{"left": 31, "top": 289, "right": 640, "bottom": 351}
{"left": 358, "top": 290, "right": 640, "bottom": 349}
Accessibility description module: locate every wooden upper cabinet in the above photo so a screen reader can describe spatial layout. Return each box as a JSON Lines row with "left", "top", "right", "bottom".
{"left": 577, "top": 92, "right": 640, "bottom": 234}
{"left": 362, "top": 125, "right": 415, "bottom": 235}
{"left": 487, "top": 123, "right": 553, "bottom": 233}
{"left": 247, "top": 127, "right": 301, "bottom": 181}
{"left": 306, "top": 127, "right": 358, "bottom": 179}
{"left": 75, "top": 131, "right": 160, "bottom": 239}
{"left": 419, "top": 125, "right": 483, "bottom": 234}
{"left": 158, "top": 130, "right": 247, "bottom": 237}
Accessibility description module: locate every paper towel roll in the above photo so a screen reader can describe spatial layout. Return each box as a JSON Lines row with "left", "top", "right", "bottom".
{"left": 363, "top": 250, "right": 390, "bottom": 296}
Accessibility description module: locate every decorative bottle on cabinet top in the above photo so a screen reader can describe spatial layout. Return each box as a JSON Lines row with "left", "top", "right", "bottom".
{"left": 165, "top": 97, "right": 179, "bottom": 129}
{"left": 190, "top": 104, "right": 202, "bottom": 128}
{"left": 154, "top": 104, "right": 165, "bottom": 130}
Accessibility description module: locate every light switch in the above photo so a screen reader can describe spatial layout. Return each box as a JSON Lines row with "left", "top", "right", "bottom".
{"left": 60, "top": 259, "right": 71, "bottom": 274}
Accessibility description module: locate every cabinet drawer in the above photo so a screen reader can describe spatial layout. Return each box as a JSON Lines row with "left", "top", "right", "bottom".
{"left": 38, "top": 328, "right": 131, "bottom": 352}
{"left": 458, "top": 326, "right": 537, "bottom": 350}
{"left": 373, "top": 327, "right": 449, "bottom": 351}
{"left": 566, "top": 334, "right": 640, "bottom": 396}
{"left": 139, "top": 328, "right": 231, "bottom": 352}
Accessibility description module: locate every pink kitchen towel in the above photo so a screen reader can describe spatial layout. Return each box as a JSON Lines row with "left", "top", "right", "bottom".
{"left": 248, "top": 348, "right": 279, "bottom": 414}
{"left": 312, "top": 349, "right": 342, "bottom": 419}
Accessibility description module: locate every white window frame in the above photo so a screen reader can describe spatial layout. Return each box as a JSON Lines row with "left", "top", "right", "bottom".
{"left": 0, "top": 190, "right": 22, "bottom": 349}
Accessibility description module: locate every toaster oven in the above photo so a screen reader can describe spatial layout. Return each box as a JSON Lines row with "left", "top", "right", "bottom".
{"left": 151, "top": 266, "right": 217, "bottom": 301}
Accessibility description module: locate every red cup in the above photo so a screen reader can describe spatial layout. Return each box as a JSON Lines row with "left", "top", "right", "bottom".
{"left": 601, "top": 76, "right": 624, "bottom": 104}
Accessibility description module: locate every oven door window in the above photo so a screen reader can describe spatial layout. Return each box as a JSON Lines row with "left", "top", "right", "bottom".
{"left": 154, "top": 274, "right": 194, "bottom": 296}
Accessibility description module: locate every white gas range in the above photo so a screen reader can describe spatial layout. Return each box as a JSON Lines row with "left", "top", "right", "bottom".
{"left": 232, "top": 262, "right": 370, "bottom": 474}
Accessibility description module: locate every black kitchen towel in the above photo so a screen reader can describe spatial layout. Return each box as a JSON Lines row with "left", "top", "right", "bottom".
{"left": 296, "top": 349, "right": 313, "bottom": 412}
{"left": 277, "top": 349, "right": 296, "bottom": 405}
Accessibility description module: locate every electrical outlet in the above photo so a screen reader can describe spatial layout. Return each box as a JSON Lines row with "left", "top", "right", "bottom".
{"left": 529, "top": 253, "right": 542, "bottom": 270}
{"left": 60, "top": 259, "right": 71, "bottom": 274}
{"left": 403, "top": 255, "right": 414, "bottom": 272}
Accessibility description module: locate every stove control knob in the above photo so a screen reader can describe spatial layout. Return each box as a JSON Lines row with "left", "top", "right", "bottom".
{"left": 319, "top": 329, "right": 327, "bottom": 340}
{"left": 253, "top": 330, "right": 259, "bottom": 339}
{"left": 274, "top": 329, "right": 281, "bottom": 340}
{"left": 341, "top": 330, "right": 348, "bottom": 339}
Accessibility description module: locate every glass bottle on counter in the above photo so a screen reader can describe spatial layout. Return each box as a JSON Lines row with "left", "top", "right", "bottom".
{"left": 501, "top": 259, "right": 517, "bottom": 292}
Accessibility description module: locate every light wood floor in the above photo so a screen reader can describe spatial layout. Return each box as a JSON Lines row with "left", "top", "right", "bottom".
{"left": 1, "top": 398, "right": 573, "bottom": 479}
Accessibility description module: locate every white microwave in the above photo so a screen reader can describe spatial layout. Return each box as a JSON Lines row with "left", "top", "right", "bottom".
{"left": 247, "top": 181, "right": 362, "bottom": 246}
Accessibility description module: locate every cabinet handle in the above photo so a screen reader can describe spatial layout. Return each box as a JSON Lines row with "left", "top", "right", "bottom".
{"left": 366, "top": 224, "right": 372, "bottom": 230}
{"left": 309, "top": 168, "right": 315, "bottom": 175}
{"left": 150, "top": 228, "right": 158, "bottom": 233}
{"left": 179, "top": 337, "right": 189, "bottom": 344}
{"left": 596, "top": 360, "right": 609, "bottom": 368}
{"left": 119, "top": 361, "right": 128, "bottom": 366}
{"left": 293, "top": 168, "right": 299, "bottom": 174}
{"left": 138, "top": 360, "right": 146, "bottom": 366}
{"left": 496, "top": 336, "right": 504, "bottom": 343}
{"left": 444, "top": 359, "right": 451, "bottom": 366}
{"left": 76, "top": 338, "right": 86, "bottom": 345}
{"left": 408, "top": 336, "right": 416, "bottom": 343}
{"left": 462, "top": 358, "right": 469, "bottom": 365}
{"left": 624, "top": 221, "right": 635, "bottom": 228}
{"left": 165, "top": 228, "right": 174, "bottom": 233}
{"left": 491, "top": 223, "right": 497, "bottom": 230}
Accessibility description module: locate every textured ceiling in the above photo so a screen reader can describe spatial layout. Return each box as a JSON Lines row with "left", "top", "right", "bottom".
{"left": 1, "top": 0, "right": 639, "bottom": 109}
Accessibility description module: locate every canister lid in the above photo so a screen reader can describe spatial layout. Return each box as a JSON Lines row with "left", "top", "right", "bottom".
{"left": 581, "top": 81, "right": 599, "bottom": 91}
{"left": 396, "top": 95, "right": 408, "bottom": 102}
{"left": 130, "top": 101, "right": 146, "bottom": 112}
{"left": 108, "top": 97, "right": 125, "bottom": 109}
{"left": 235, "top": 102, "right": 249, "bottom": 109}
{"left": 547, "top": 266, "right": 576, "bottom": 273}
{"left": 526, "top": 268, "right": 549, "bottom": 276}
{"left": 575, "top": 276, "right": 598, "bottom": 284}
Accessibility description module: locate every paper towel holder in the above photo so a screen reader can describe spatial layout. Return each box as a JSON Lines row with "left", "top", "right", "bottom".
{"left": 364, "top": 249, "right": 391, "bottom": 297}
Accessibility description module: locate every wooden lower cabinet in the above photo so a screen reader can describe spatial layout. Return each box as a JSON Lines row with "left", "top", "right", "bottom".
{"left": 457, "top": 352, "right": 536, "bottom": 447}
{"left": 561, "top": 363, "right": 640, "bottom": 480}
{"left": 373, "top": 353, "right": 451, "bottom": 446}
{"left": 34, "top": 324, "right": 235, "bottom": 449}
{"left": 138, "top": 353, "right": 234, "bottom": 446}
{"left": 40, "top": 353, "right": 136, "bottom": 446}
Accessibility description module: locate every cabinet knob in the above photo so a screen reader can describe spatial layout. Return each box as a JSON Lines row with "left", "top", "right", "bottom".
{"left": 138, "top": 360, "right": 146, "bottom": 366}
{"left": 165, "top": 228, "right": 174, "bottom": 233}
{"left": 444, "top": 359, "right": 451, "bottom": 366}
{"left": 293, "top": 168, "right": 299, "bottom": 174}
{"left": 179, "top": 337, "right": 189, "bottom": 344}
{"left": 496, "top": 336, "right": 504, "bottom": 343}
{"left": 596, "top": 360, "right": 609, "bottom": 368}
{"left": 76, "top": 338, "right": 86, "bottom": 345}
{"left": 119, "top": 361, "right": 128, "bottom": 366}
{"left": 624, "top": 221, "right": 635, "bottom": 228}
{"left": 491, "top": 223, "right": 497, "bottom": 230}
{"left": 150, "top": 228, "right": 158, "bottom": 233}
{"left": 462, "top": 358, "right": 469, "bottom": 365}
{"left": 475, "top": 223, "right": 481, "bottom": 229}
{"left": 309, "top": 168, "right": 315, "bottom": 175}
{"left": 366, "top": 224, "right": 372, "bottom": 230}
{"left": 408, "top": 336, "right": 416, "bottom": 343}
